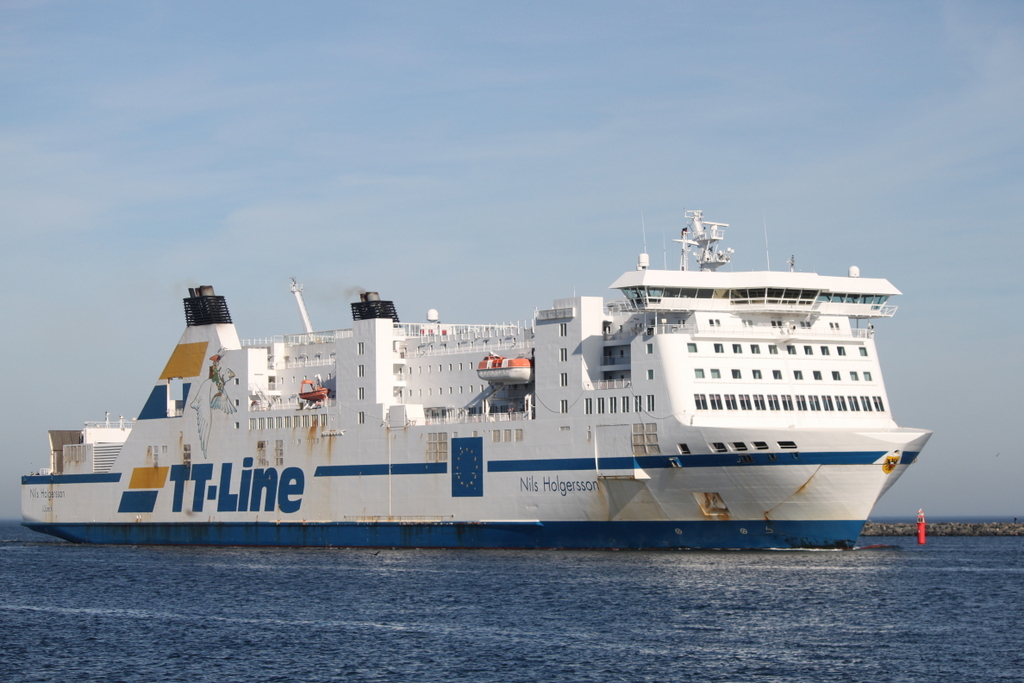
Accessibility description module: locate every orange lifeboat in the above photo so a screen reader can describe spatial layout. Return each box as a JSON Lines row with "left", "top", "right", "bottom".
{"left": 299, "top": 379, "right": 330, "bottom": 403}
{"left": 476, "top": 354, "right": 533, "bottom": 384}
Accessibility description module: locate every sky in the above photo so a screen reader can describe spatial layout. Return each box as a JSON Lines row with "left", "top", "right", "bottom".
{"left": 2, "top": 1, "right": 1022, "bottom": 520}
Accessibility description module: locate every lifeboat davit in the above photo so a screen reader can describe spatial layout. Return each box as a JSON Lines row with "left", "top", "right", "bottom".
{"left": 299, "top": 379, "right": 330, "bottom": 403}
{"left": 476, "top": 354, "right": 533, "bottom": 384}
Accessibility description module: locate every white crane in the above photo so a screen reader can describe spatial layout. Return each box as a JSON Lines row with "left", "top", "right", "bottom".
{"left": 290, "top": 278, "right": 314, "bottom": 333}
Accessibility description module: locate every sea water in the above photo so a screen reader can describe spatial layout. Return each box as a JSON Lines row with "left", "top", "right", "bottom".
{"left": 0, "top": 522, "right": 1020, "bottom": 682}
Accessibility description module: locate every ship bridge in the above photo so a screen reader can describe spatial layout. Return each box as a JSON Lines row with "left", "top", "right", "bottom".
{"left": 608, "top": 270, "right": 900, "bottom": 319}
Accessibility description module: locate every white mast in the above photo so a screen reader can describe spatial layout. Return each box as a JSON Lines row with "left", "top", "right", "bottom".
{"left": 290, "top": 278, "right": 314, "bottom": 333}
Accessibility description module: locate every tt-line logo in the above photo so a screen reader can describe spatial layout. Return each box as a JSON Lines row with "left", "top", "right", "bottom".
{"left": 119, "top": 458, "right": 305, "bottom": 515}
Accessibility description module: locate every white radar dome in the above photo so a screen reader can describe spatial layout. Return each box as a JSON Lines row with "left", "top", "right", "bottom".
{"left": 848, "top": 266, "right": 861, "bottom": 278}
{"left": 426, "top": 309, "right": 439, "bottom": 323}
{"left": 637, "top": 253, "right": 650, "bottom": 271}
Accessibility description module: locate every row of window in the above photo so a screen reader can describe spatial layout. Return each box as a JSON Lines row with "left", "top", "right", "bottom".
{"left": 582, "top": 395, "right": 657, "bottom": 415}
{"left": 248, "top": 412, "right": 367, "bottom": 428}
{"left": 412, "top": 385, "right": 490, "bottom": 397}
{"left": 689, "top": 342, "right": 869, "bottom": 357}
{"left": 695, "top": 369, "right": 873, "bottom": 381}
{"left": 676, "top": 440, "right": 799, "bottom": 455}
{"left": 694, "top": 393, "right": 885, "bottom": 412}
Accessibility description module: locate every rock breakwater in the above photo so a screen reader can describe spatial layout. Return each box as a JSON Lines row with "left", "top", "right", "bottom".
{"left": 862, "top": 522, "right": 1024, "bottom": 536}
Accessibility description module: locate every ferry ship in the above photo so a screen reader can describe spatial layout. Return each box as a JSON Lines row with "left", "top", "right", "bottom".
{"left": 21, "top": 211, "right": 930, "bottom": 549}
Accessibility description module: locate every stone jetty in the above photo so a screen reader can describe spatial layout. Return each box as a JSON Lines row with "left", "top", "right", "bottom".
{"left": 861, "top": 522, "right": 1024, "bottom": 536}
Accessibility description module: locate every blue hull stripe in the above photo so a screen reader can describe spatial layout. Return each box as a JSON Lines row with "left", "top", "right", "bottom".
{"left": 900, "top": 451, "right": 920, "bottom": 465}
{"left": 488, "top": 451, "right": 886, "bottom": 473}
{"left": 23, "top": 519, "right": 866, "bottom": 550}
{"left": 314, "top": 463, "right": 448, "bottom": 477}
{"left": 22, "top": 473, "right": 122, "bottom": 485}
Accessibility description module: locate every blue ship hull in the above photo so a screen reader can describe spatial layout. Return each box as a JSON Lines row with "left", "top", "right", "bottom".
{"left": 25, "top": 519, "right": 865, "bottom": 550}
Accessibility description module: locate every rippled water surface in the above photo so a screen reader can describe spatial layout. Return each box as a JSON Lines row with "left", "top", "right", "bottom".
{"left": 1, "top": 522, "right": 1020, "bottom": 682}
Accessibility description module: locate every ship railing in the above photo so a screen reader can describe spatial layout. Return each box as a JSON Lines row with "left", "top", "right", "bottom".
{"left": 83, "top": 418, "right": 135, "bottom": 429}
{"left": 600, "top": 356, "right": 632, "bottom": 366}
{"left": 423, "top": 411, "right": 530, "bottom": 425}
{"left": 605, "top": 299, "right": 640, "bottom": 315}
{"left": 248, "top": 397, "right": 337, "bottom": 412}
{"left": 584, "top": 379, "right": 632, "bottom": 390}
{"left": 394, "top": 322, "right": 529, "bottom": 339}
{"left": 647, "top": 322, "right": 875, "bottom": 340}
{"left": 536, "top": 306, "right": 575, "bottom": 321}
{"left": 242, "top": 330, "right": 350, "bottom": 348}
{"left": 283, "top": 357, "right": 336, "bottom": 369}
{"left": 409, "top": 339, "right": 534, "bottom": 358}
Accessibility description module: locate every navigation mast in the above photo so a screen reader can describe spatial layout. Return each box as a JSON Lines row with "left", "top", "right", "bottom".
{"left": 674, "top": 209, "right": 735, "bottom": 271}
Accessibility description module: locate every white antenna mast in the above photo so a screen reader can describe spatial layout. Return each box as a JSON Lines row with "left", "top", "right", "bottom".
{"left": 762, "top": 213, "right": 771, "bottom": 271}
{"left": 290, "top": 278, "right": 314, "bottom": 333}
{"left": 641, "top": 210, "right": 648, "bottom": 253}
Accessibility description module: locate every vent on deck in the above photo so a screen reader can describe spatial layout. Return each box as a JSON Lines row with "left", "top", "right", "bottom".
{"left": 184, "top": 285, "right": 232, "bottom": 326}
{"left": 351, "top": 291, "right": 400, "bottom": 322}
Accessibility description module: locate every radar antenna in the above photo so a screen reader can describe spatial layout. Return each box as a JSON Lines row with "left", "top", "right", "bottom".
{"left": 787, "top": 255, "right": 796, "bottom": 273}
{"left": 674, "top": 209, "right": 735, "bottom": 271}
{"left": 290, "top": 278, "right": 314, "bottom": 333}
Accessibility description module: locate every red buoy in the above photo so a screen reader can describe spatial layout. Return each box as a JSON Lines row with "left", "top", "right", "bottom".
{"left": 917, "top": 509, "right": 926, "bottom": 545}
